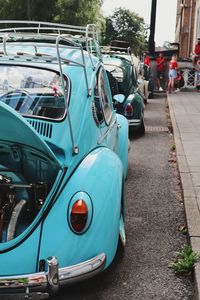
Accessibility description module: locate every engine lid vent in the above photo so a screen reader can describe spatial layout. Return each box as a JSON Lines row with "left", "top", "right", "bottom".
{"left": 27, "top": 120, "right": 53, "bottom": 138}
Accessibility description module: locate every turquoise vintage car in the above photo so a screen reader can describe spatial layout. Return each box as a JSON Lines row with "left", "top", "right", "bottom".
{"left": 103, "top": 53, "right": 145, "bottom": 134}
{"left": 0, "top": 21, "right": 128, "bottom": 298}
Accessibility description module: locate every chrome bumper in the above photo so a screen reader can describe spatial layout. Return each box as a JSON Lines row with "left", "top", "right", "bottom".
{"left": 0, "top": 253, "right": 106, "bottom": 299}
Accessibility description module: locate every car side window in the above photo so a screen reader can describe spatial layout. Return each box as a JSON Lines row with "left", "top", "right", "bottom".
{"left": 93, "top": 68, "right": 113, "bottom": 126}
{"left": 94, "top": 75, "right": 104, "bottom": 125}
{"left": 98, "top": 68, "right": 113, "bottom": 125}
{"left": 106, "top": 70, "right": 119, "bottom": 97}
{"left": 132, "top": 66, "right": 138, "bottom": 88}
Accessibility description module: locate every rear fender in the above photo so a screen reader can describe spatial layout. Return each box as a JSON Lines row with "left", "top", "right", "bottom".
{"left": 39, "top": 147, "right": 124, "bottom": 269}
{"left": 116, "top": 113, "right": 129, "bottom": 178}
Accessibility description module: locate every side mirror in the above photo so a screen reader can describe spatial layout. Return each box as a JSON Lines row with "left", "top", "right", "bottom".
{"left": 113, "top": 94, "right": 125, "bottom": 103}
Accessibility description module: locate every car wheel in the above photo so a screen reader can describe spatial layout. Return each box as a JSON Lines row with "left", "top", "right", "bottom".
{"left": 148, "top": 92, "right": 154, "bottom": 99}
{"left": 144, "top": 85, "right": 148, "bottom": 104}
{"left": 138, "top": 117, "right": 145, "bottom": 135}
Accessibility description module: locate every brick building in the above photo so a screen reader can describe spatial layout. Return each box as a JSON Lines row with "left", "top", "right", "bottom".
{"left": 175, "top": 0, "right": 200, "bottom": 58}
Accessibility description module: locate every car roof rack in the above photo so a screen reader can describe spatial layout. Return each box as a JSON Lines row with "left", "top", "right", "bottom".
{"left": 0, "top": 21, "right": 102, "bottom": 95}
{"left": 101, "top": 45, "right": 135, "bottom": 65}
{"left": 0, "top": 20, "right": 102, "bottom": 155}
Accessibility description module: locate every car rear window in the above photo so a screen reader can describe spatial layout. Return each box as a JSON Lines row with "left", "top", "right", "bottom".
{"left": 104, "top": 65, "right": 124, "bottom": 83}
{"left": 0, "top": 65, "right": 67, "bottom": 120}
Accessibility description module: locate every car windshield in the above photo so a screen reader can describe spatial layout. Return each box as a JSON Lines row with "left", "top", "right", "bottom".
{"left": 0, "top": 65, "right": 67, "bottom": 120}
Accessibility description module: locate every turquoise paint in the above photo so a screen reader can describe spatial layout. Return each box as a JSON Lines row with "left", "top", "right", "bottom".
{"left": 0, "top": 40, "right": 128, "bottom": 281}
{"left": 39, "top": 148, "right": 123, "bottom": 269}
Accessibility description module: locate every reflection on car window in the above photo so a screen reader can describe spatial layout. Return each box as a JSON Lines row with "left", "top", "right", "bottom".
{"left": 0, "top": 66, "right": 67, "bottom": 120}
{"left": 106, "top": 71, "right": 119, "bottom": 97}
{"left": 104, "top": 65, "right": 124, "bottom": 82}
{"left": 99, "top": 69, "right": 113, "bottom": 125}
{"left": 93, "top": 68, "right": 113, "bottom": 126}
{"left": 94, "top": 75, "right": 104, "bottom": 125}
{"left": 104, "top": 64, "right": 125, "bottom": 95}
{"left": 132, "top": 67, "right": 138, "bottom": 87}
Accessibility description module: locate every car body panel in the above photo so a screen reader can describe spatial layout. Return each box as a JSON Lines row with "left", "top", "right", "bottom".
{"left": 39, "top": 147, "right": 123, "bottom": 269}
{"left": 0, "top": 226, "right": 42, "bottom": 275}
{"left": 0, "top": 101, "right": 62, "bottom": 168}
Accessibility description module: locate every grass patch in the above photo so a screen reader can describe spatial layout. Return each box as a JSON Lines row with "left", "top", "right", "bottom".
{"left": 170, "top": 245, "right": 199, "bottom": 275}
{"left": 171, "top": 143, "right": 176, "bottom": 151}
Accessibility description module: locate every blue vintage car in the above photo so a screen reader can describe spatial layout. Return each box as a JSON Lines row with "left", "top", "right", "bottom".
{"left": 0, "top": 21, "right": 128, "bottom": 298}
{"left": 102, "top": 52, "right": 145, "bottom": 134}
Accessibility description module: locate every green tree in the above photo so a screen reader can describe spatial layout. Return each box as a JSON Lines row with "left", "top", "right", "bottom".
{"left": 103, "top": 17, "right": 117, "bottom": 45}
{"left": 0, "top": 0, "right": 104, "bottom": 33}
{"left": 29, "top": 0, "right": 56, "bottom": 21}
{"left": 0, "top": 0, "right": 26, "bottom": 20}
{"left": 0, "top": 0, "right": 55, "bottom": 21}
{"left": 54, "top": 0, "right": 103, "bottom": 26}
{"left": 103, "top": 7, "right": 147, "bottom": 55}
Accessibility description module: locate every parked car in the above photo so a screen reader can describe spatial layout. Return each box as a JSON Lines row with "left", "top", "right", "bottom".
{"left": 108, "top": 40, "right": 151, "bottom": 103}
{"left": 0, "top": 21, "right": 129, "bottom": 298}
{"left": 138, "top": 62, "right": 154, "bottom": 101}
{"left": 102, "top": 53, "right": 145, "bottom": 134}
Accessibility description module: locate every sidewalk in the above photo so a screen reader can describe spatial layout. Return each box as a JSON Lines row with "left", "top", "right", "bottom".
{"left": 168, "top": 90, "right": 200, "bottom": 300}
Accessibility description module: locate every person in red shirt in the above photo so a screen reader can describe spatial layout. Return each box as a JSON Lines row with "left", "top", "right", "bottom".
{"left": 168, "top": 55, "right": 178, "bottom": 93}
{"left": 156, "top": 52, "right": 166, "bottom": 91}
{"left": 192, "top": 39, "right": 200, "bottom": 65}
{"left": 142, "top": 52, "right": 151, "bottom": 80}
{"left": 143, "top": 51, "right": 151, "bottom": 66}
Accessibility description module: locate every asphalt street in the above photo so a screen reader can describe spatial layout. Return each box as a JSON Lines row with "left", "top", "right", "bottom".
{"left": 52, "top": 93, "right": 193, "bottom": 300}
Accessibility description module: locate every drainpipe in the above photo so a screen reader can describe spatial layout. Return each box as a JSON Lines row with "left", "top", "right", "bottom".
{"left": 179, "top": 0, "right": 184, "bottom": 47}
{"left": 187, "top": 0, "right": 193, "bottom": 57}
{"left": 148, "top": 0, "right": 157, "bottom": 54}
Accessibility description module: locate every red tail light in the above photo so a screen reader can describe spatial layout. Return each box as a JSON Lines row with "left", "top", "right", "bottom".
{"left": 70, "top": 199, "right": 88, "bottom": 233}
{"left": 125, "top": 103, "right": 133, "bottom": 116}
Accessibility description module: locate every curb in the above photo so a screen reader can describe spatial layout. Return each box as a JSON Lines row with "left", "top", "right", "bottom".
{"left": 167, "top": 94, "right": 200, "bottom": 300}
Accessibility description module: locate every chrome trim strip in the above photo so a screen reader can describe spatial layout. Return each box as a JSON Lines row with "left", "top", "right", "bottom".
{"left": 0, "top": 253, "right": 106, "bottom": 297}
{"left": 128, "top": 119, "right": 140, "bottom": 126}
{"left": 98, "top": 119, "right": 117, "bottom": 144}
{"left": 59, "top": 253, "right": 106, "bottom": 285}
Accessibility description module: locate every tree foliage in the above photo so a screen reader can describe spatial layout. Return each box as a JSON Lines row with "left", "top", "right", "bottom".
{"left": 0, "top": 0, "right": 55, "bottom": 21}
{"left": 103, "top": 7, "right": 147, "bottom": 55}
{"left": 0, "top": 0, "right": 103, "bottom": 25}
{"left": 55, "top": 0, "right": 103, "bottom": 26}
{"left": 0, "top": 2, "right": 146, "bottom": 54}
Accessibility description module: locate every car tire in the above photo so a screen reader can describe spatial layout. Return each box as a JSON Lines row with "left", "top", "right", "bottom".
{"left": 148, "top": 92, "right": 154, "bottom": 99}
{"left": 138, "top": 117, "right": 145, "bottom": 135}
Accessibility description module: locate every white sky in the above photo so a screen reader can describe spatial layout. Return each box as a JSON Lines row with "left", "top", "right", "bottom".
{"left": 101, "top": 0, "right": 177, "bottom": 47}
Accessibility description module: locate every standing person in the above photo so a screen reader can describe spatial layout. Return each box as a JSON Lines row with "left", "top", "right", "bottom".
{"left": 143, "top": 51, "right": 151, "bottom": 67}
{"left": 156, "top": 52, "right": 166, "bottom": 91}
{"left": 168, "top": 55, "right": 178, "bottom": 93}
{"left": 192, "top": 38, "right": 200, "bottom": 65}
{"left": 143, "top": 51, "right": 151, "bottom": 80}
{"left": 196, "top": 59, "right": 200, "bottom": 92}
{"left": 174, "top": 70, "right": 184, "bottom": 91}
